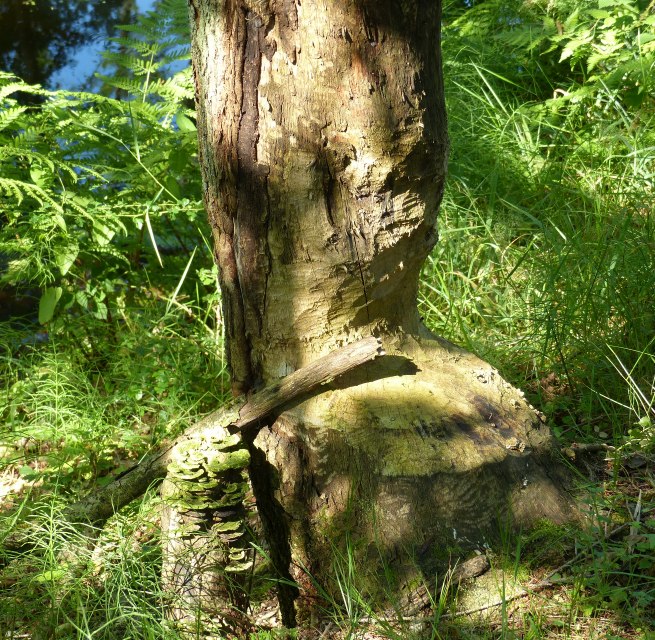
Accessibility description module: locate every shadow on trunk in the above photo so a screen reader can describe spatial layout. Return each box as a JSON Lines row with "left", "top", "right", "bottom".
{"left": 165, "top": 0, "right": 582, "bottom": 634}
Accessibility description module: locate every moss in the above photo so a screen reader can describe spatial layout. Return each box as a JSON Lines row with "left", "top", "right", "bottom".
{"left": 456, "top": 566, "right": 525, "bottom": 616}
{"left": 520, "top": 519, "right": 579, "bottom": 568}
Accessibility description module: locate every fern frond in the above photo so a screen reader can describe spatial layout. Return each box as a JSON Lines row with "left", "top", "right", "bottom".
{"left": 157, "top": 0, "right": 191, "bottom": 31}
{"left": 94, "top": 75, "right": 150, "bottom": 97}
{"left": 0, "top": 177, "right": 64, "bottom": 212}
{"left": 0, "top": 147, "right": 81, "bottom": 182}
{"left": 86, "top": 241, "right": 131, "bottom": 266}
{"left": 152, "top": 73, "right": 194, "bottom": 102}
{"left": 107, "top": 36, "right": 165, "bottom": 58}
{"left": 0, "top": 73, "right": 50, "bottom": 101}
{"left": 160, "top": 44, "right": 191, "bottom": 61}
{"left": 117, "top": 22, "right": 164, "bottom": 41}
{"left": 0, "top": 106, "right": 28, "bottom": 132}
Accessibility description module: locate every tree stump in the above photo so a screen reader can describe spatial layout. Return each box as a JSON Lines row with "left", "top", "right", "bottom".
{"left": 252, "top": 332, "right": 579, "bottom": 616}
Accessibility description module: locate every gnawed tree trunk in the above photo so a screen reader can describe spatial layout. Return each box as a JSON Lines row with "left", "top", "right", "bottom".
{"left": 163, "top": 0, "right": 580, "bottom": 632}
{"left": 155, "top": 338, "right": 383, "bottom": 634}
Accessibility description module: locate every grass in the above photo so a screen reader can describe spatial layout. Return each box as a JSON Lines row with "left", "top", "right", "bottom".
{"left": 0, "top": 490, "right": 173, "bottom": 639}
{"left": 420, "top": 60, "right": 655, "bottom": 434}
{"left": 2, "top": 9, "right": 655, "bottom": 640}
{"left": 0, "top": 288, "right": 229, "bottom": 639}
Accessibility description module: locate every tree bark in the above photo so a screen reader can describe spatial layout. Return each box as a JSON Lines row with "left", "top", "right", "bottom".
{"left": 155, "top": 337, "right": 383, "bottom": 633}
{"left": 179, "top": 0, "right": 580, "bottom": 631}
{"left": 54, "top": 337, "right": 383, "bottom": 532}
{"left": 189, "top": 0, "right": 446, "bottom": 391}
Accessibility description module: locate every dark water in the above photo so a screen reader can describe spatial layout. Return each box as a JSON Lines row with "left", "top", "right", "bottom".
{"left": 0, "top": 0, "right": 156, "bottom": 91}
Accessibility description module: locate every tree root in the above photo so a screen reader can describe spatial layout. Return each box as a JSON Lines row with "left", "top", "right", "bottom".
{"left": 2, "top": 337, "right": 384, "bottom": 550}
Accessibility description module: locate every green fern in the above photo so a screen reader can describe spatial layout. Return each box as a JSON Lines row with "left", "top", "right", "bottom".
{"left": 99, "top": 0, "right": 191, "bottom": 101}
{"left": 0, "top": 1, "right": 203, "bottom": 324}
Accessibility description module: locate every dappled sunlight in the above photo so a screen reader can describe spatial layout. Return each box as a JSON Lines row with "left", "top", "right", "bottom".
{"left": 262, "top": 332, "right": 579, "bottom": 604}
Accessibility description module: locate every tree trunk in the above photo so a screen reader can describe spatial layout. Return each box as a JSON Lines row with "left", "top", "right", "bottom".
{"left": 165, "top": 0, "right": 579, "bottom": 631}
{"left": 189, "top": 0, "right": 448, "bottom": 391}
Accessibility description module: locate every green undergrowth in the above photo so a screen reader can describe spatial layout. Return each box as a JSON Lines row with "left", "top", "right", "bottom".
{"left": 1, "top": 0, "right": 655, "bottom": 638}
{"left": 0, "top": 492, "right": 171, "bottom": 639}
{"left": 421, "top": 0, "right": 655, "bottom": 450}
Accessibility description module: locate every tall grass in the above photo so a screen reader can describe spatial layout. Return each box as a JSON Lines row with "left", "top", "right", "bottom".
{"left": 0, "top": 292, "right": 228, "bottom": 639}
{"left": 420, "top": 56, "right": 655, "bottom": 440}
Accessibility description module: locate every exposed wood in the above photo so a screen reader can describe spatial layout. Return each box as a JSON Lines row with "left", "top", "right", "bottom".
{"left": 59, "top": 336, "right": 383, "bottom": 528}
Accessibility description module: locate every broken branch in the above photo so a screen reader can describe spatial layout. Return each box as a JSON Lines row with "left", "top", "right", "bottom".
{"left": 64, "top": 336, "right": 384, "bottom": 528}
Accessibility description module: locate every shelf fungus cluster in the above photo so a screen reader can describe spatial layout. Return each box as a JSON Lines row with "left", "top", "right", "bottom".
{"left": 161, "top": 424, "right": 253, "bottom": 633}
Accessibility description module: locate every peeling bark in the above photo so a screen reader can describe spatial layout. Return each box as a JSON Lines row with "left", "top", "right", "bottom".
{"left": 184, "top": 0, "right": 580, "bottom": 630}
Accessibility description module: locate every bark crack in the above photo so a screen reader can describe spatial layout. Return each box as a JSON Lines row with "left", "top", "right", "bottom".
{"left": 235, "top": 6, "right": 271, "bottom": 388}
{"left": 347, "top": 227, "right": 372, "bottom": 328}
{"left": 246, "top": 440, "right": 298, "bottom": 627}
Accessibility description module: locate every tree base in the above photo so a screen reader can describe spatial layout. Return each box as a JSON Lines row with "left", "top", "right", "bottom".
{"left": 252, "top": 331, "right": 580, "bottom": 616}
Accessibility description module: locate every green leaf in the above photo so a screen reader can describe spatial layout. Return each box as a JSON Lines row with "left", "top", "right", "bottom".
{"left": 39, "top": 287, "right": 63, "bottom": 324}
{"left": 587, "top": 10, "right": 611, "bottom": 20}
{"left": 560, "top": 46, "right": 575, "bottom": 62}
{"left": 54, "top": 242, "right": 79, "bottom": 275}
{"left": 598, "top": 0, "right": 622, "bottom": 7}
{"left": 29, "top": 164, "right": 49, "bottom": 188}
{"left": 75, "top": 289, "right": 89, "bottom": 309}
{"left": 34, "top": 569, "right": 67, "bottom": 583}
{"left": 168, "top": 147, "right": 188, "bottom": 174}
{"left": 612, "top": 76, "right": 642, "bottom": 99}
{"left": 164, "top": 174, "right": 181, "bottom": 198}
{"left": 587, "top": 52, "right": 606, "bottom": 72}
{"left": 564, "top": 8, "right": 580, "bottom": 30}
{"left": 92, "top": 220, "right": 115, "bottom": 246}
{"left": 92, "top": 300, "right": 108, "bottom": 320}
{"left": 53, "top": 213, "right": 67, "bottom": 231}
{"left": 175, "top": 112, "right": 196, "bottom": 132}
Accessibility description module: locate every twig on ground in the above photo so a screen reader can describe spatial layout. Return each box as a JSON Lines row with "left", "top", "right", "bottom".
{"left": 3, "top": 337, "right": 385, "bottom": 550}
{"left": 570, "top": 442, "right": 616, "bottom": 453}
{"left": 318, "top": 621, "right": 334, "bottom": 639}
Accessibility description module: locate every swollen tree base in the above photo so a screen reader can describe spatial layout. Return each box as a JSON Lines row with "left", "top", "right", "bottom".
{"left": 252, "top": 330, "right": 581, "bottom": 619}
{"left": 3, "top": 335, "right": 581, "bottom": 636}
